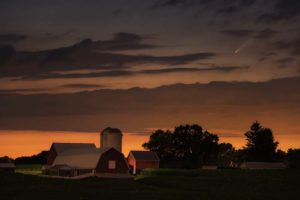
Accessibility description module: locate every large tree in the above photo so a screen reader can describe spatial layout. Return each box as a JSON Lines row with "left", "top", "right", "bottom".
{"left": 143, "top": 124, "right": 219, "bottom": 168}
{"left": 142, "top": 129, "right": 174, "bottom": 160}
{"left": 244, "top": 122, "right": 278, "bottom": 162}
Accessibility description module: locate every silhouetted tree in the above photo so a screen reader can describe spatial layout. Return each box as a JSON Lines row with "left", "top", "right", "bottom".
{"left": 234, "top": 149, "right": 247, "bottom": 167}
{"left": 286, "top": 148, "right": 300, "bottom": 168}
{"left": 143, "top": 124, "right": 219, "bottom": 168}
{"left": 14, "top": 151, "right": 48, "bottom": 165}
{"left": 244, "top": 121, "right": 278, "bottom": 162}
{"left": 143, "top": 129, "right": 174, "bottom": 160}
{"left": 0, "top": 156, "right": 14, "bottom": 163}
{"left": 217, "top": 143, "right": 235, "bottom": 168}
{"left": 217, "top": 143, "right": 246, "bottom": 168}
{"left": 172, "top": 125, "right": 219, "bottom": 167}
{"left": 275, "top": 149, "right": 286, "bottom": 162}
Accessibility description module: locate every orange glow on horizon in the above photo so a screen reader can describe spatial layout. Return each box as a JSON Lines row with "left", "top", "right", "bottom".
{"left": 0, "top": 130, "right": 299, "bottom": 159}
{"left": 0, "top": 130, "right": 149, "bottom": 158}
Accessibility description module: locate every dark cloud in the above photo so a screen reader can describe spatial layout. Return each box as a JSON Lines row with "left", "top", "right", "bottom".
{"left": 0, "top": 33, "right": 216, "bottom": 77}
{"left": 216, "top": 0, "right": 256, "bottom": 15}
{"left": 152, "top": 0, "right": 194, "bottom": 8}
{"left": 0, "top": 76, "right": 299, "bottom": 132}
{"left": 258, "top": 52, "right": 277, "bottom": 62}
{"left": 66, "top": 32, "right": 158, "bottom": 52}
{"left": 0, "top": 88, "right": 47, "bottom": 94}
{"left": 112, "top": 9, "right": 122, "bottom": 16}
{"left": 277, "top": 57, "right": 296, "bottom": 64}
{"left": 221, "top": 29, "right": 278, "bottom": 40}
{"left": 63, "top": 84, "right": 104, "bottom": 89}
{"left": 238, "top": 0, "right": 256, "bottom": 7}
{"left": 92, "top": 32, "right": 158, "bottom": 51}
{"left": 221, "top": 29, "right": 255, "bottom": 38}
{"left": 142, "top": 66, "right": 249, "bottom": 74}
{"left": 19, "top": 71, "right": 133, "bottom": 80}
{"left": 274, "top": 38, "right": 300, "bottom": 55}
{"left": 0, "top": 45, "right": 16, "bottom": 66}
{"left": 19, "top": 66, "right": 248, "bottom": 80}
{"left": 216, "top": 6, "right": 239, "bottom": 15}
{"left": 153, "top": 0, "right": 256, "bottom": 13}
{"left": 254, "top": 29, "right": 278, "bottom": 39}
{"left": 0, "top": 33, "right": 27, "bottom": 44}
{"left": 258, "top": 0, "right": 300, "bottom": 23}
{"left": 41, "top": 30, "right": 75, "bottom": 40}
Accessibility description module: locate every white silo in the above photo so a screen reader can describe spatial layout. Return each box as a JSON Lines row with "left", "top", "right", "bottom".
{"left": 100, "top": 127, "right": 123, "bottom": 152}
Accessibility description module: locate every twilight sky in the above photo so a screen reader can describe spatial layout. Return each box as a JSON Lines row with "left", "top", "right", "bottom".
{"left": 0, "top": 0, "right": 300, "bottom": 157}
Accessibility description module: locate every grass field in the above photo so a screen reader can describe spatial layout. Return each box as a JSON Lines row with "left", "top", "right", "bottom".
{"left": 1, "top": 169, "right": 299, "bottom": 200}
{"left": 15, "top": 164, "right": 42, "bottom": 175}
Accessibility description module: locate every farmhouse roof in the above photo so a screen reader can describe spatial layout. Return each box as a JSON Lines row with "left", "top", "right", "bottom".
{"left": 129, "top": 151, "right": 160, "bottom": 161}
{"left": 52, "top": 147, "right": 111, "bottom": 169}
{"left": 52, "top": 143, "right": 96, "bottom": 154}
{"left": 0, "top": 163, "right": 16, "bottom": 168}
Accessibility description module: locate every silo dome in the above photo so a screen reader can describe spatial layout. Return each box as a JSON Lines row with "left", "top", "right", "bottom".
{"left": 100, "top": 127, "right": 123, "bottom": 152}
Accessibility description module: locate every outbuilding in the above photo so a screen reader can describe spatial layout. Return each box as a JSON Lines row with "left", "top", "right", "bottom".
{"left": 127, "top": 151, "right": 160, "bottom": 174}
{"left": 44, "top": 147, "right": 129, "bottom": 177}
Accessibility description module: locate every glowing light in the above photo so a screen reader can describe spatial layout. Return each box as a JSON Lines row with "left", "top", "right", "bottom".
{"left": 234, "top": 39, "right": 253, "bottom": 54}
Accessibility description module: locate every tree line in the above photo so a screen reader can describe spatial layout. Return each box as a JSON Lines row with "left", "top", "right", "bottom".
{"left": 0, "top": 122, "right": 299, "bottom": 168}
{"left": 143, "top": 122, "right": 300, "bottom": 168}
{"left": 0, "top": 151, "right": 48, "bottom": 165}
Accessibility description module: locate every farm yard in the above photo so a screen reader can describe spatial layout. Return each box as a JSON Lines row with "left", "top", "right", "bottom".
{"left": 1, "top": 167, "right": 299, "bottom": 200}
{"left": 15, "top": 164, "right": 42, "bottom": 175}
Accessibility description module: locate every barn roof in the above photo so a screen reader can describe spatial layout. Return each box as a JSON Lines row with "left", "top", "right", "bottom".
{"left": 52, "top": 143, "right": 96, "bottom": 154}
{"left": 0, "top": 163, "right": 16, "bottom": 168}
{"left": 52, "top": 147, "right": 110, "bottom": 169}
{"left": 129, "top": 151, "right": 160, "bottom": 161}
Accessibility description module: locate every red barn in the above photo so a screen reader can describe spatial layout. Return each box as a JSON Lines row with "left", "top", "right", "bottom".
{"left": 127, "top": 151, "right": 160, "bottom": 174}
{"left": 44, "top": 147, "right": 129, "bottom": 177}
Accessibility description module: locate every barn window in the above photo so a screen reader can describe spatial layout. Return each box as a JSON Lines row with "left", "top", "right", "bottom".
{"left": 108, "top": 160, "right": 116, "bottom": 169}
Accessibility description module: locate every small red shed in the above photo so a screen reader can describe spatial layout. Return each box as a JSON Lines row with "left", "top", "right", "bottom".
{"left": 127, "top": 151, "right": 160, "bottom": 174}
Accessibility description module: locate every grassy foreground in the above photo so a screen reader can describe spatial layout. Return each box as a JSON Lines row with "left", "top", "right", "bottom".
{"left": 1, "top": 169, "right": 299, "bottom": 200}
{"left": 15, "top": 164, "right": 42, "bottom": 175}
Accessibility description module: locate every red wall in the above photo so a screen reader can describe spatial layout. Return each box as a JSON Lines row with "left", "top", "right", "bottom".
{"left": 136, "top": 161, "right": 159, "bottom": 169}
{"left": 127, "top": 153, "right": 159, "bottom": 174}
{"left": 96, "top": 148, "right": 129, "bottom": 174}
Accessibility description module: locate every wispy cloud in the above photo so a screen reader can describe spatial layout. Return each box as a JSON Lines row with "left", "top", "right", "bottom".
{"left": 62, "top": 84, "right": 104, "bottom": 89}
{"left": 19, "top": 66, "right": 249, "bottom": 80}
{"left": 258, "top": 0, "right": 300, "bottom": 23}
{"left": 0, "top": 33, "right": 27, "bottom": 43}
{"left": 0, "top": 32, "right": 216, "bottom": 78}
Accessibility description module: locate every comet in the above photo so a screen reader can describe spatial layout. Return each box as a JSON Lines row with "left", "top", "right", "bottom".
{"left": 234, "top": 39, "right": 253, "bottom": 54}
